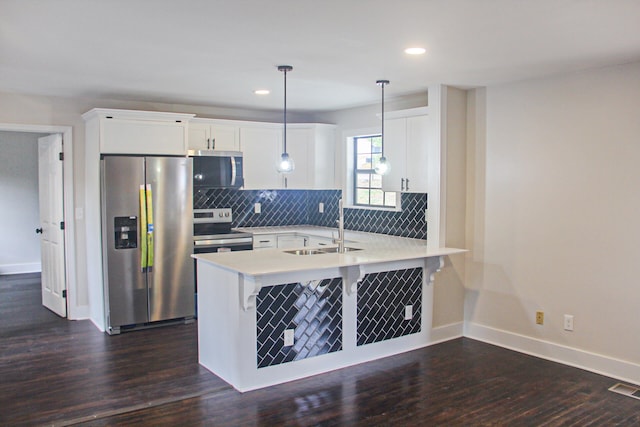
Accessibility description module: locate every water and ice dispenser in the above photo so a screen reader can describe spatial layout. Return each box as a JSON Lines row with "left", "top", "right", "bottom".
{"left": 114, "top": 216, "right": 137, "bottom": 249}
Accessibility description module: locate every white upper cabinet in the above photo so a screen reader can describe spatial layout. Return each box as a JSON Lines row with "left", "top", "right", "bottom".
{"left": 285, "top": 124, "right": 337, "bottom": 190}
{"left": 82, "top": 108, "right": 194, "bottom": 155}
{"left": 240, "top": 125, "right": 283, "bottom": 190}
{"left": 188, "top": 119, "right": 240, "bottom": 152}
{"left": 381, "top": 108, "right": 430, "bottom": 193}
{"left": 240, "top": 122, "right": 337, "bottom": 190}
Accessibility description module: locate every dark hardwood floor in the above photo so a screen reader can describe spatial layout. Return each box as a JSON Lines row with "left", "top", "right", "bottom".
{"left": 1, "top": 274, "right": 638, "bottom": 426}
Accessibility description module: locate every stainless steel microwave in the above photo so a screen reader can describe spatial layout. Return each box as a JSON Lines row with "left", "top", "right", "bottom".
{"left": 188, "top": 150, "right": 244, "bottom": 189}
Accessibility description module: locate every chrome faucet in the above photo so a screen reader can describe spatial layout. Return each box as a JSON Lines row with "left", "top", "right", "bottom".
{"left": 333, "top": 199, "right": 345, "bottom": 253}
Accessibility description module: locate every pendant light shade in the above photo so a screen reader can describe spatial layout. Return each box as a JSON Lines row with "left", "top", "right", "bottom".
{"left": 375, "top": 79, "right": 390, "bottom": 175}
{"left": 277, "top": 65, "right": 295, "bottom": 174}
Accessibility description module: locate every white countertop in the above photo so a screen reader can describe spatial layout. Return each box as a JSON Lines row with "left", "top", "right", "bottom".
{"left": 193, "top": 226, "right": 466, "bottom": 276}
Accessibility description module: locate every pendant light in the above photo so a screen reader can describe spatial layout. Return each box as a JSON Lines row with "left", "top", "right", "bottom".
{"left": 276, "top": 65, "right": 295, "bottom": 174}
{"left": 375, "top": 79, "right": 390, "bottom": 175}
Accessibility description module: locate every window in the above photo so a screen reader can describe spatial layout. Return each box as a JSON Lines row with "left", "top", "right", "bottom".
{"left": 353, "top": 135, "right": 397, "bottom": 208}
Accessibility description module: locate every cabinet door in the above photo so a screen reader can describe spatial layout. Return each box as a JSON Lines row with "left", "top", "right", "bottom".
{"left": 404, "top": 115, "right": 429, "bottom": 193}
{"left": 285, "top": 128, "right": 311, "bottom": 189}
{"left": 277, "top": 235, "right": 308, "bottom": 248}
{"left": 240, "top": 127, "right": 283, "bottom": 190}
{"left": 381, "top": 117, "right": 407, "bottom": 192}
{"left": 253, "top": 234, "right": 277, "bottom": 249}
{"left": 210, "top": 123, "right": 240, "bottom": 151}
{"left": 188, "top": 122, "right": 211, "bottom": 151}
{"left": 309, "top": 124, "right": 337, "bottom": 189}
{"left": 101, "top": 118, "right": 187, "bottom": 155}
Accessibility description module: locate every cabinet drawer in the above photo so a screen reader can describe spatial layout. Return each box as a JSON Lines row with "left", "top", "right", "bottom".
{"left": 253, "top": 234, "right": 277, "bottom": 249}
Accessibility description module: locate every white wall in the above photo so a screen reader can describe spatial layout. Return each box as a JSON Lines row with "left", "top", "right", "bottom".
{"left": 0, "top": 91, "right": 316, "bottom": 320}
{"left": 319, "top": 89, "right": 467, "bottom": 329}
{"left": 0, "top": 131, "right": 46, "bottom": 274}
{"left": 465, "top": 60, "right": 640, "bottom": 382}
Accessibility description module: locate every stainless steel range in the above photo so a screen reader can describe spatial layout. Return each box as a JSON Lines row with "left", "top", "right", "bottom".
{"left": 193, "top": 208, "right": 253, "bottom": 253}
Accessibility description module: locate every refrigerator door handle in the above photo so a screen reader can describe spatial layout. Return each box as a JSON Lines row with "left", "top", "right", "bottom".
{"left": 139, "top": 185, "right": 148, "bottom": 272}
{"left": 146, "top": 184, "right": 154, "bottom": 271}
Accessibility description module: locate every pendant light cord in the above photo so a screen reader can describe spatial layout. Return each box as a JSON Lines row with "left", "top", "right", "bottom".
{"left": 377, "top": 79, "right": 390, "bottom": 158}
{"left": 278, "top": 65, "right": 293, "bottom": 154}
{"left": 283, "top": 67, "right": 287, "bottom": 153}
{"left": 381, "top": 81, "right": 384, "bottom": 157}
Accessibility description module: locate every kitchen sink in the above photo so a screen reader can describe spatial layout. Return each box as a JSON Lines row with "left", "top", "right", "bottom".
{"left": 284, "top": 249, "right": 325, "bottom": 255}
{"left": 284, "top": 247, "right": 362, "bottom": 255}
{"left": 317, "top": 246, "right": 362, "bottom": 254}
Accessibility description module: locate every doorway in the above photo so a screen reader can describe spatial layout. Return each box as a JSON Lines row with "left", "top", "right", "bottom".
{"left": 0, "top": 124, "right": 77, "bottom": 318}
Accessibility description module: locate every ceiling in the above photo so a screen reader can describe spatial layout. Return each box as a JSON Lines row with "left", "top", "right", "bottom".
{"left": 2, "top": 0, "right": 640, "bottom": 113}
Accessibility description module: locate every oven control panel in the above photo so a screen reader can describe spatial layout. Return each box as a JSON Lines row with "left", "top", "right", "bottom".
{"left": 194, "top": 208, "right": 232, "bottom": 224}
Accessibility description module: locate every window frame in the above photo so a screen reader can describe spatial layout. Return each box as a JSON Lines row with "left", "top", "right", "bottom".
{"left": 352, "top": 134, "right": 397, "bottom": 209}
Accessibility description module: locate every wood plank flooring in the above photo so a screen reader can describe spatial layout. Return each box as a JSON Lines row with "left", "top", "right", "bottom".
{"left": 1, "top": 273, "right": 638, "bottom": 426}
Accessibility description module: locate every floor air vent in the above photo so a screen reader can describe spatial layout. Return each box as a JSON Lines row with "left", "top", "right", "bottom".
{"left": 609, "top": 383, "right": 640, "bottom": 400}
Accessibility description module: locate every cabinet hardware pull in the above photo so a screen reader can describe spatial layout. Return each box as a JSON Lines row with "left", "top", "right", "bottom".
{"left": 406, "top": 178, "right": 410, "bottom": 191}
{"left": 401, "top": 178, "right": 405, "bottom": 191}
{"left": 212, "top": 138, "right": 215, "bottom": 150}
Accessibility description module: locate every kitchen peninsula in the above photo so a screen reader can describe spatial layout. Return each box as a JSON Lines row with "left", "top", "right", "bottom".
{"left": 194, "top": 227, "right": 464, "bottom": 392}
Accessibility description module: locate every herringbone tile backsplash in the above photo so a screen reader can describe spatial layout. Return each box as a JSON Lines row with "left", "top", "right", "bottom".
{"left": 194, "top": 188, "right": 427, "bottom": 239}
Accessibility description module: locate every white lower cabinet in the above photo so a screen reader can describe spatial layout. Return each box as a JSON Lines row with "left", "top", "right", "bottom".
{"left": 253, "top": 234, "right": 277, "bottom": 250}
{"left": 252, "top": 233, "right": 334, "bottom": 250}
{"left": 276, "top": 234, "right": 308, "bottom": 249}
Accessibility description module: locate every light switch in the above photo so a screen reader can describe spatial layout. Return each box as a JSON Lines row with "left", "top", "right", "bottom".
{"left": 254, "top": 203, "right": 261, "bottom": 214}
{"left": 319, "top": 202, "right": 324, "bottom": 213}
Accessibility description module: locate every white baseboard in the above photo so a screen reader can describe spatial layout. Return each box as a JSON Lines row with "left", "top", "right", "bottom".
{"left": 464, "top": 322, "right": 640, "bottom": 386}
{"left": 0, "top": 263, "right": 41, "bottom": 275}
{"left": 68, "top": 304, "right": 90, "bottom": 321}
{"left": 430, "top": 321, "right": 464, "bottom": 345}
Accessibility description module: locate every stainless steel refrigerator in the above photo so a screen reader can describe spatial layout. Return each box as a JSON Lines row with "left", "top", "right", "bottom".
{"left": 101, "top": 155, "right": 194, "bottom": 335}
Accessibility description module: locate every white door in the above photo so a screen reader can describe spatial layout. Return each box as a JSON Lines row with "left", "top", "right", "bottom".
{"left": 38, "top": 134, "right": 67, "bottom": 317}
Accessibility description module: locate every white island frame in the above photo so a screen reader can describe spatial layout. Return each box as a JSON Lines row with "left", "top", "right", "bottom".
{"left": 195, "top": 244, "right": 464, "bottom": 392}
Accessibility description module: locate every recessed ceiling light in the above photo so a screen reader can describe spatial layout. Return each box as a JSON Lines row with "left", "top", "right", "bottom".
{"left": 254, "top": 89, "right": 270, "bottom": 95}
{"left": 404, "top": 47, "right": 426, "bottom": 55}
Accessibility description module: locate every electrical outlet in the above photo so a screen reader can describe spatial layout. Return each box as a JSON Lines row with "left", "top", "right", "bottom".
{"left": 536, "top": 311, "right": 544, "bottom": 325}
{"left": 319, "top": 202, "right": 324, "bottom": 213}
{"left": 283, "top": 329, "right": 294, "bottom": 347}
{"left": 564, "top": 314, "right": 574, "bottom": 331}
{"left": 254, "top": 203, "right": 261, "bottom": 214}
{"left": 404, "top": 305, "right": 413, "bottom": 320}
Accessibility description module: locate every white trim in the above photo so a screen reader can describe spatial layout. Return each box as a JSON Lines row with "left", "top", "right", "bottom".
{"left": 345, "top": 203, "right": 402, "bottom": 213}
{"left": 342, "top": 128, "right": 402, "bottom": 211}
{"left": 464, "top": 322, "right": 640, "bottom": 386}
{"left": 0, "top": 263, "right": 42, "bottom": 275}
{"left": 378, "top": 106, "right": 430, "bottom": 120}
{"left": 0, "top": 123, "right": 82, "bottom": 319}
{"left": 431, "top": 321, "right": 464, "bottom": 344}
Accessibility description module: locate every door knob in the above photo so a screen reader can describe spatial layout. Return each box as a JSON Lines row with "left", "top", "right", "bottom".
{"left": 35, "top": 228, "right": 43, "bottom": 234}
